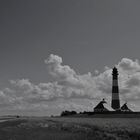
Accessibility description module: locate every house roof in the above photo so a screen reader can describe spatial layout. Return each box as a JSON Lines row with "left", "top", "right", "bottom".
{"left": 94, "top": 99, "right": 107, "bottom": 109}
{"left": 121, "top": 103, "right": 132, "bottom": 112}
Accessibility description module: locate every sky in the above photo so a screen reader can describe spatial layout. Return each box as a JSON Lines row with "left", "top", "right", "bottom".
{"left": 1, "top": 0, "right": 140, "bottom": 116}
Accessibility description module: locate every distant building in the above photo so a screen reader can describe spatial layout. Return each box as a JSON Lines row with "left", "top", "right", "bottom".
{"left": 121, "top": 103, "right": 133, "bottom": 112}
{"left": 94, "top": 99, "right": 109, "bottom": 112}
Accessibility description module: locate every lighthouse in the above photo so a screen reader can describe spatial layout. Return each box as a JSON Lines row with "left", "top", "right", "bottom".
{"left": 111, "top": 67, "right": 120, "bottom": 110}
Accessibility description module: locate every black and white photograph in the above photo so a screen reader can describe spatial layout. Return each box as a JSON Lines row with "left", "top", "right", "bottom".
{"left": 0, "top": 0, "right": 140, "bottom": 139}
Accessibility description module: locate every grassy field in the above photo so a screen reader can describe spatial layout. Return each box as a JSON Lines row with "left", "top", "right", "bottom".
{"left": 0, "top": 116, "right": 140, "bottom": 140}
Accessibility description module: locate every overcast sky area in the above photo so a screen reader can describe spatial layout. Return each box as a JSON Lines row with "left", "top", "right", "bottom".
{"left": 1, "top": 0, "right": 140, "bottom": 116}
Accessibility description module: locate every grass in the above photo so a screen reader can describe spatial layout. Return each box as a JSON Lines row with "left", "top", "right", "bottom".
{"left": 0, "top": 117, "right": 140, "bottom": 140}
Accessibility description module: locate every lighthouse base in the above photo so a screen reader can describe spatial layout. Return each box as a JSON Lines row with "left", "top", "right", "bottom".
{"left": 111, "top": 100, "right": 120, "bottom": 110}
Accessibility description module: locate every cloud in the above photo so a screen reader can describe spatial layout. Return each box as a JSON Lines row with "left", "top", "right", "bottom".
{"left": 45, "top": 54, "right": 76, "bottom": 82}
{"left": 44, "top": 55, "right": 140, "bottom": 103}
{"left": 1, "top": 54, "right": 140, "bottom": 113}
{"left": 45, "top": 54, "right": 110, "bottom": 99}
{"left": 58, "top": 102, "right": 91, "bottom": 112}
{"left": 126, "top": 73, "right": 140, "bottom": 87}
{"left": 9, "top": 79, "right": 64, "bottom": 103}
{"left": 0, "top": 90, "right": 17, "bottom": 108}
{"left": 118, "top": 58, "right": 140, "bottom": 72}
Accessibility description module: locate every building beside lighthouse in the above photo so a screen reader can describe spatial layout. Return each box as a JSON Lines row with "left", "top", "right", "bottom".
{"left": 94, "top": 98, "right": 114, "bottom": 112}
{"left": 94, "top": 99, "right": 108, "bottom": 112}
{"left": 93, "top": 67, "right": 132, "bottom": 113}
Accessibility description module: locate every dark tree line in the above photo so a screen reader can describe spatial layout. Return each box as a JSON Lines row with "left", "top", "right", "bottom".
{"left": 61, "top": 110, "right": 77, "bottom": 116}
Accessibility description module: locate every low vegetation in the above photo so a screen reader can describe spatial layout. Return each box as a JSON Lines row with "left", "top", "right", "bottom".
{"left": 0, "top": 117, "right": 140, "bottom": 140}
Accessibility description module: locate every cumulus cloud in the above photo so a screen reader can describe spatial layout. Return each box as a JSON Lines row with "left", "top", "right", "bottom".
{"left": 0, "top": 91, "right": 14, "bottom": 107}
{"left": 118, "top": 58, "right": 140, "bottom": 72}
{"left": 9, "top": 79, "right": 64, "bottom": 102}
{"left": 44, "top": 55, "right": 140, "bottom": 103}
{"left": 44, "top": 54, "right": 109, "bottom": 99}
{"left": 45, "top": 54, "right": 76, "bottom": 82}
{"left": 58, "top": 102, "right": 91, "bottom": 112}
{"left": 1, "top": 55, "right": 140, "bottom": 113}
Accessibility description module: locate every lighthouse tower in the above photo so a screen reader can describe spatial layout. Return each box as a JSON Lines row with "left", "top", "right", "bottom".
{"left": 111, "top": 67, "right": 120, "bottom": 110}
